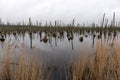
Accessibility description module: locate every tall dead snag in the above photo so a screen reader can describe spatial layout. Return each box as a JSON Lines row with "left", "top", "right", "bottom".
{"left": 112, "top": 12, "right": 115, "bottom": 27}
{"left": 101, "top": 13, "right": 105, "bottom": 27}
{"left": 72, "top": 19, "right": 75, "bottom": 27}
{"left": 105, "top": 19, "right": 108, "bottom": 28}
{"left": 29, "top": 17, "right": 32, "bottom": 26}
{"left": 0, "top": 18, "right": 2, "bottom": 25}
{"left": 55, "top": 20, "right": 57, "bottom": 27}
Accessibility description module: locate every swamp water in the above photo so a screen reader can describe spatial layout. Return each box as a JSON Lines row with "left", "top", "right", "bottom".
{"left": 0, "top": 31, "right": 119, "bottom": 80}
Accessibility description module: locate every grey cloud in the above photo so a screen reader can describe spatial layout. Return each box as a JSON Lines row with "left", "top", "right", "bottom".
{"left": 0, "top": 0, "right": 120, "bottom": 24}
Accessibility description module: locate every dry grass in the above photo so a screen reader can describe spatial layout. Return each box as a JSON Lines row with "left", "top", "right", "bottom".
{"left": 0, "top": 46, "right": 43, "bottom": 80}
{"left": 0, "top": 40, "right": 120, "bottom": 80}
{"left": 73, "top": 40, "right": 120, "bottom": 80}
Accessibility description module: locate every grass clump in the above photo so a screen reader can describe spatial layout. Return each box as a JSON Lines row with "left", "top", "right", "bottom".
{"left": 0, "top": 46, "right": 43, "bottom": 80}
{"left": 73, "top": 41, "right": 120, "bottom": 80}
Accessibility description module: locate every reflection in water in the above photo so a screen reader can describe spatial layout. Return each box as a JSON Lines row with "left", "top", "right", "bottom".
{"left": 97, "top": 34, "right": 101, "bottom": 39}
{"left": 0, "top": 30, "right": 119, "bottom": 80}
{"left": 71, "top": 40, "right": 74, "bottom": 50}
{"left": 52, "top": 32, "right": 57, "bottom": 46}
{"left": 40, "top": 34, "right": 48, "bottom": 43}
{"left": 67, "top": 31, "right": 73, "bottom": 41}
{"left": 66, "top": 31, "right": 74, "bottom": 50}
{"left": 85, "top": 33, "right": 88, "bottom": 37}
{"left": 0, "top": 34, "right": 5, "bottom": 48}
{"left": 92, "top": 34, "right": 95, "bottom": 48}
{"left": 39, "top": 32, "right": 42, "bottom": 40}
{"left": 0, "top": 30, "right": 118, "bottom": 50}
{"left": 29, "top": 32, "right": 32, "bottom": 48}
{"left": 79, "top": 35, "right": 83, "bottom": 42}
{"left": 0, "top": 34, "right": 5, "bottom": 42}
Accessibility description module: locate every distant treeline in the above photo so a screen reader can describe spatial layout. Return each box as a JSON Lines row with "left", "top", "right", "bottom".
{"left": 0, "top": 12, "right": 120, "bottom": 29}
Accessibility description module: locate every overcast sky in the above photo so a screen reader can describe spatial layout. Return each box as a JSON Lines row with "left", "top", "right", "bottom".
{"left": 0, "top": 0, "right": 120, "bottom": 25}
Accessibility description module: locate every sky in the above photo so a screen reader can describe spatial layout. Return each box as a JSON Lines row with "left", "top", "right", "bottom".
{"left": 0, "top": 0, "right": 120, "bottom": 25}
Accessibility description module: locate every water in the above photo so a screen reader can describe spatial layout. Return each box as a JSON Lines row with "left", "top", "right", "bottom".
{"left": 0, "top": 30, "right": 119, "bottom": 80}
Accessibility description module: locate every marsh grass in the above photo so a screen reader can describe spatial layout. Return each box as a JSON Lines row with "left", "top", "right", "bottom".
{"left": 0, "top": 46, "right": 43, "bottom": 80}
{"left": 0, "top": 39, "right": 120, "bottom": 80}
{"left": 73, "top": 40, "right": 120, "bottom": 80}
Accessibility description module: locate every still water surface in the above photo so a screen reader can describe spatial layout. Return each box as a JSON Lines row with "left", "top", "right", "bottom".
{"left": 0, "top": 31, "right": 119, "bottom": 80}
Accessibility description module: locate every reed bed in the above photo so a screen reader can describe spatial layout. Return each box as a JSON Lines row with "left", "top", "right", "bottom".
{"left": 0, "top": 39, "right": 120, "bottom": 80}
{"left": 73, "top": 40, "right": 120, "bottom": 80}
{"left": 0, "top": 45, "right": 43, "bottom": 80}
